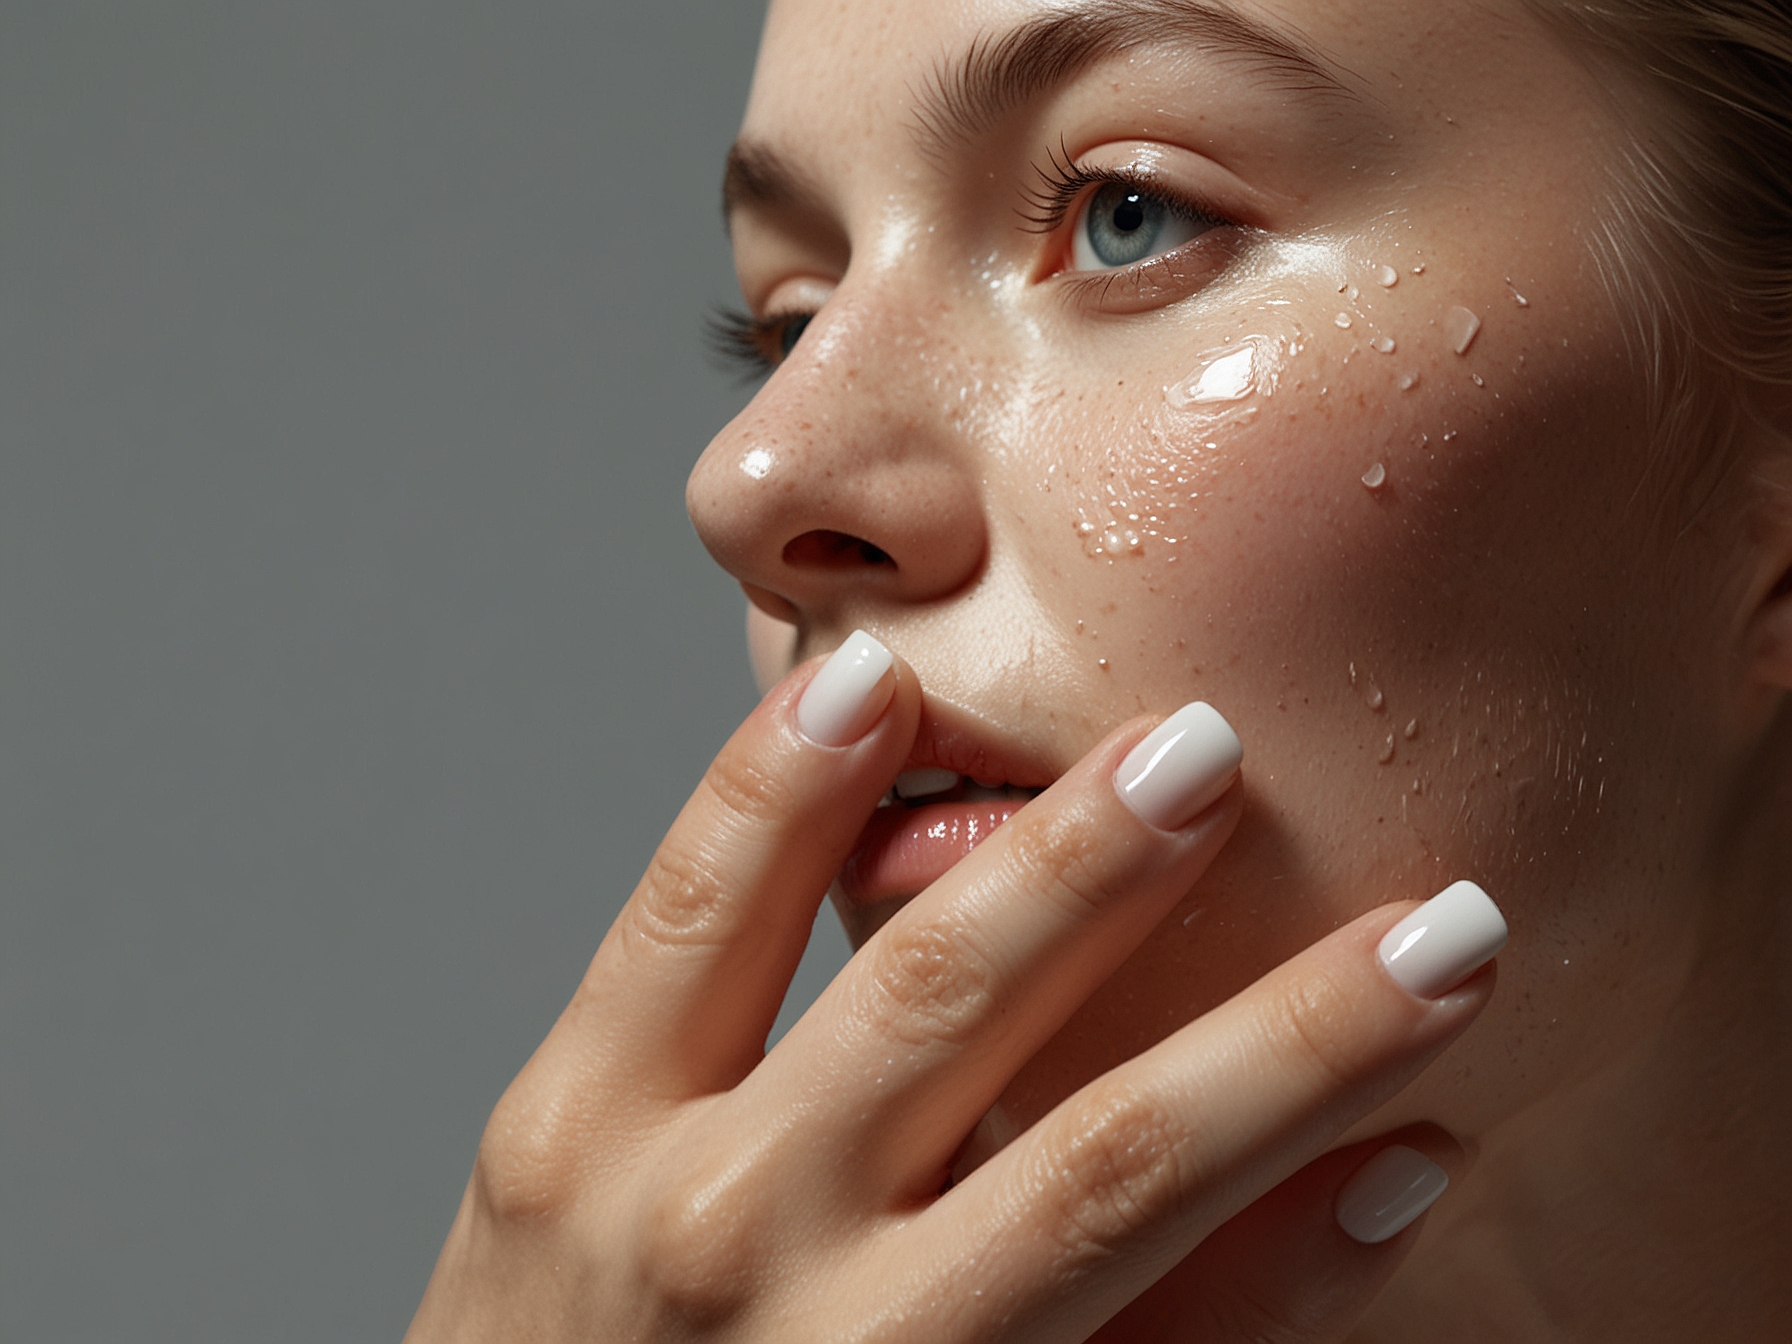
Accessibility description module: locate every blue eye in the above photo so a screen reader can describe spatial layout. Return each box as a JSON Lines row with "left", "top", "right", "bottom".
{"left": 1073, "top": 182, "right": 1204, "bottom": 271}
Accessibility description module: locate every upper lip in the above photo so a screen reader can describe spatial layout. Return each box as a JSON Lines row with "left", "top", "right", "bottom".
{"left": 900, "top": 695, "right": 1063, "bottom": 789}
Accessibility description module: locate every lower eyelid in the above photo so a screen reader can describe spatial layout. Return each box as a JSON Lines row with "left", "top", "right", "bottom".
{"left": 1055, "top": 226, "right": 1245, "bottom": 312}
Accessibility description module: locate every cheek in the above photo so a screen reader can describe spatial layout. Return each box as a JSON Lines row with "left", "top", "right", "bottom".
{"left": 995, "top": 263, "right": 1717, "bottom": 1137}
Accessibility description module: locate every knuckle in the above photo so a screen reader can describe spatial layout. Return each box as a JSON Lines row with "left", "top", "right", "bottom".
{"left": 473, "top": 1074, "right": 586, "bottom": 1226}
{"left": 856, "top": 918, "right": 997, "bottom": 1049}
{"left": 634, "top": 1162, "right": 762, "bottom": 1329}
{"left": 620, "top": 746, "right": 797, "bottom": 956}
{"left": 630, "top": 840, "right": 734, "bottom": 950}
{"left": 1033, "top": 1084, "right": 1190, "bottom": 1260}
{"left": 1263, "top": 965, "right": 1365, "bottom": 1095}
{"left": 1004, "top": 805, "right": 1116, "bottom": 918}
{"left": 703, "top": 744, "right": 797, "bottom": 830}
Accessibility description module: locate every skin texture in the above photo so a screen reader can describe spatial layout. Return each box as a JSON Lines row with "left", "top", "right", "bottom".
{"left": 685, "top": 0, "right": 1792, "bottom": 1337}
{"left": 406, "top": 1, "right": 1792, "bottom": 1340}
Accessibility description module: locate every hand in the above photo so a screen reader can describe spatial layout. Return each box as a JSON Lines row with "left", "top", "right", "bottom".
{"left": 405, "top": 632, "right": 1504, "bottom": 1343}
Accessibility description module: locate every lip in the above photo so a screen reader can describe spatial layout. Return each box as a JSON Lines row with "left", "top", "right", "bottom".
{"left": 895, "top": 697, "right": 1062, "bottom": 788}
{"left": 837, "top": 697, "right": 1066, "bottom": 909}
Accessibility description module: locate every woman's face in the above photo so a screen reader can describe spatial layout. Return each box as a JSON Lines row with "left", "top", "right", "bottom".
{"left": 687, "top": 0, "right": 1754, "bottom": 1142}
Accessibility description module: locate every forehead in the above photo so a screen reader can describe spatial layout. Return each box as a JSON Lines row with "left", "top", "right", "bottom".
{"left": 731, "top": 0, "right": 1625, "bottom": 308}
{"left": 743, "top": 0, "right": 1581, "bottom": 162}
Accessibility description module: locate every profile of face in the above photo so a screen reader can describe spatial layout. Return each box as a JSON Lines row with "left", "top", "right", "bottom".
{"left": 686, "top": 0, "right": 1781, "bottom": 1151}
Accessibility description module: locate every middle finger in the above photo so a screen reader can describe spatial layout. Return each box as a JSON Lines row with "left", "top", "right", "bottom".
{"left": 757, "top": 702, "right": 1244, "bottom": 1193}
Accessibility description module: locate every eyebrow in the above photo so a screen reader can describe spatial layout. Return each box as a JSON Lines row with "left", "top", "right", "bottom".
{"left": 721, "top": 139, "right": 828, "bottom": 223}
{"left": 721, "top": 0, "right": 1354, "bottom": 220}
{"left": 914, "top": 0, "right": 1356, "bottom": 155}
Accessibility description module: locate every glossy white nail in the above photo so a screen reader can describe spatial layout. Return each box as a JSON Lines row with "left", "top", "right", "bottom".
{"left": 1335, "top": 1145, "right": 1450, "bottom": 1244}
{"left": 796, "top": 630, "right": 894, "bottom": 747}
{"left": 1113, "top": 701, "right": 1242, "bottom": 831}
{"left": 1378, "top": 880, "right": 1507, "bottom": 999}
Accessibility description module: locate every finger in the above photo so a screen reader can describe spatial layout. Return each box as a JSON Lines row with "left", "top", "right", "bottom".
{"left": 893, "top": 882, "right": 1506, "bottom": 1344}
{"left": 571, "top": 630, "right": 919, "bottom": 1096}
{"left": 1088, "top": 1124, "right": 1467, "bottom": 1343}
{"left": 763, "top": 702, "right": 1244, "bottom": 1189}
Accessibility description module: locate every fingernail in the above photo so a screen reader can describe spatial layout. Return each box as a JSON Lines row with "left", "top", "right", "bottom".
{"left": 1378, "top": 880, "right": 1507, "bottom": 999}
{"left": 1335, "top": 1145, "right": 1450, "bottom": 1244}
{"left": 1113, "top": 702, "right": 1242, "bottom": 831}
{"left": 796, "top": 630, "right": 895, "bottom": 747}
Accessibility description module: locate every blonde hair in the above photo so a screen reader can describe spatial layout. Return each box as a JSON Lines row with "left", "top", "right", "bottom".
{"left": 1533, "top": 0, "right": 1792, "bottom": 499}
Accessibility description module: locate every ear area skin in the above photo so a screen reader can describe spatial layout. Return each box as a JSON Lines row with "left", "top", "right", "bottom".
{"left": 1744, "top": 560, "right": 1792, "bottom": 694}
{"left": 1737, "top": 423, "right": 1792, "bottom": 733}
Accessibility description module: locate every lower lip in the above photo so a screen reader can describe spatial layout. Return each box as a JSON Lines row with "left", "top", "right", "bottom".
{"left": 840, "top": 800, "right": 1029, "bottom": 906}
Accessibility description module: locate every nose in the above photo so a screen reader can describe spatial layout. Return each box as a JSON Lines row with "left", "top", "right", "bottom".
{"left": 686, "top": 300, "right": 988, "bottom": 623}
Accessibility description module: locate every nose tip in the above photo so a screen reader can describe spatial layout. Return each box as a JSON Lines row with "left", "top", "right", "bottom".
{"left": 687, "top": 398, "right": 988, "bottom": 616}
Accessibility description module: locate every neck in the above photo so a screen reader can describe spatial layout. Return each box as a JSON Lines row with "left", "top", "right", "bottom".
{"left": 1360, "top": 715, "right": 1792, "bottom": 1344}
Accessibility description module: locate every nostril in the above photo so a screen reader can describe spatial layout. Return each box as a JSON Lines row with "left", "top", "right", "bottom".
{"left": 783, "top": 529, "right": 895, "bottom": 570}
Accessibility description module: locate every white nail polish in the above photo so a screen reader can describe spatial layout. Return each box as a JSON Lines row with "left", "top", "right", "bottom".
{"left": 1378, "top": 880, "right": 1507, "bottom": 999}
{"left": 1335, "top": 1145, "right": 1450, "bottom": 1244}
{"left": 796, "top": 630, "right": 894, "bottom": 747}
{"left": 1113, "top": 702, "right": 1242, "bottom": 831}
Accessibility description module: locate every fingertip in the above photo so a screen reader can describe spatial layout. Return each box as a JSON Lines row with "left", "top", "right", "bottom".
{"left": 1113, "top": 701, "right": 1244, "bottom": 831}
{"left": 1334, "top": 1143, "right": 1451, "bottom": 1245}
{"left": 792, "top": 630, "right": 892, "bottom": 746}
{"left": 1378, "top": 880, "right": 1508, "bottom": 1001}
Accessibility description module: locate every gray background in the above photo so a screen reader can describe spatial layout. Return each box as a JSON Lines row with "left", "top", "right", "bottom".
{"left": 0, "top": 3, "right": 857, "bottom": 1339}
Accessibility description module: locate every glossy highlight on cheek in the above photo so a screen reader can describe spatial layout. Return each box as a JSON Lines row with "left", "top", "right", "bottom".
{"left": 1061, "top": 322, "right": 1306, "bottom": 564}
{"left": 1164, "top": 331, "right": 1295, "bottom": 416}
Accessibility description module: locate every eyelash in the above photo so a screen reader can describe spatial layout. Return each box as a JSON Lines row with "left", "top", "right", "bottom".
{"left": 707, "top": 153, "right": 1230, "bottom": 378}
{"left": 706, "top": 307, "right": 808, "bottom": 380}
{"left": 1018, "top": 145, "right": 1226, "bottom": 242}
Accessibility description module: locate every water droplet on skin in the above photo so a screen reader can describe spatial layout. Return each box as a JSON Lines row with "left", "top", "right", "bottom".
{"left": 1361, "top": 462, "right": 1387, "bottom": 489}
{"left": 1076, "top": 521, "right": 1095, "bottom": 536}
{"left": 1098, "top": 658, "right": 1110, "bottom": 669}
{"left": 1404, "top": 718, "right": 1419, "bottom": 739}
{"left": 1375, "top": 264, "right": 1399, "bottom": 288}
{"left": 1471, "top": 372, "right": 1486, "bottom": 387}
{"left": 1399, "top": 371, "right": 1420, "bottom": 390}
{"left": 1335, "top": 312, "right": 1353, "bottom": 329}
{"left": 1412, "top": 263, "right": 1426, "bottom": 275}
{"left": 1102, "top": 528, "right": 1143, "bottom": 557}
{"left": 1365, "top": 682, "right": 1386, "bottom": 710}
{"left": 1444, "top": 305, "right": 1482, "bottom": 354}
{"left": 1372, "top": 334, "right": 1396, "bottom": 354}
{"left": 1378, "top": 735, "right": 1397, "bottom": 764}
{"left": 1443, "top": 429, "right": 1458, "bottom": 441}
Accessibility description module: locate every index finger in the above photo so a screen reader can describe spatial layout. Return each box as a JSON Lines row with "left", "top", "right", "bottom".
{"left": 573, "top": 631, "right": 919, "bottom": 1096}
